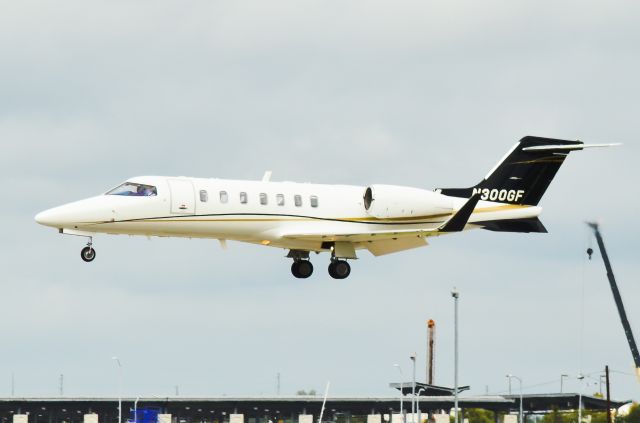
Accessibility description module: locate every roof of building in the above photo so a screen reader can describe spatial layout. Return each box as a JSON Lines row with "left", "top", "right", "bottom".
{"left": 0, "top": 394, "right": 629, "bottom": 417}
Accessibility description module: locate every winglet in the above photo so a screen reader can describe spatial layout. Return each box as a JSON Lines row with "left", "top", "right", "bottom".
{"left": 262, "top": 171, "right": 272, "bottom": 182}
{"left": 439, "top": 194, "right": 481, "bottom": 232}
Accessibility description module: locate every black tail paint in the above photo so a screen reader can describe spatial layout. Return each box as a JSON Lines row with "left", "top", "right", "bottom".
{"left": 438, "top": 136, "right": 583, "bottom": 206}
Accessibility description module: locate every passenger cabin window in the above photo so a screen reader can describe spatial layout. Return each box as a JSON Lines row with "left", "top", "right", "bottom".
{"left": 310, "top": 195, "right": 318, "bottom": 207}
{"left": 294, "top": 195, "right": 302, "bottom": 207}
{"left": 199, "top": 190, "right": 208, "bottom": 202}
{"left": 219, "top": 191, "right": 228, "bottom": 203}
{"left": 107, "top": 182, "right": 157, "bottom": 197}
{"left": 239, "top": 192, "right": 248, "bottom": 204}
{"left": 260, "top": 193, "right": 268, "bottom": 205}
{"left": 276, "top": 194, "right": 285, "bottom": 206}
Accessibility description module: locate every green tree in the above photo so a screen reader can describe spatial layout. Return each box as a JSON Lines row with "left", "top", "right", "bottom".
{"left": 465, "top": 409, "right": 495, "bottom": 423}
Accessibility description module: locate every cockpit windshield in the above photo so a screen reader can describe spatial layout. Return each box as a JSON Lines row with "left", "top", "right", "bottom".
{"left": 107, "top": 182, "right": 157, "bottom": 197}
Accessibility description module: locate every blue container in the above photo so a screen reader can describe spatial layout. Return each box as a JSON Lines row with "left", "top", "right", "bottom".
{"left": 130, "top": 407, "right": 161, "bottom": 423}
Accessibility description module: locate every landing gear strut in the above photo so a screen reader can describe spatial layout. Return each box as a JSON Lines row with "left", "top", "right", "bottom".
{"left": 80, "top": 238, "right": 96, "bottom": 262}
{"left": 328, "top": 259, "right": 350, "bottom": 279}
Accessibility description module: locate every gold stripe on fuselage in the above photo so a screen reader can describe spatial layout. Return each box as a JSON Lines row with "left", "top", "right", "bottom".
{"left": 82, "top": 204, "right": 531, "bottom": 226}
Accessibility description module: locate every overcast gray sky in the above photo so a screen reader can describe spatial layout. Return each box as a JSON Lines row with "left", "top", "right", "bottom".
{"left": 1, "top": 0, "right": 639, "bottom": 402}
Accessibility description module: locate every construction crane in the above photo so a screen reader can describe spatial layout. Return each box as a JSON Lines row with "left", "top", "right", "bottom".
{"left": 587, "top": 222, "right": 640, "bottom": 380}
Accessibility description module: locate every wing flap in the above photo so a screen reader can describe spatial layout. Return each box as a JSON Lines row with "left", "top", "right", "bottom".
{"left": 365, "top": 237, "right": 428, "bottom": 256}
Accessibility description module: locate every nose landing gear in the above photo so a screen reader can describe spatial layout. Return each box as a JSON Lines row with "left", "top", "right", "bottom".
{"left": 80, "top": 239, "right": 96, "bottom": 262}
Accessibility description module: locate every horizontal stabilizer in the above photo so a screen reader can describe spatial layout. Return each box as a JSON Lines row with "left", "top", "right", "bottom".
{"left": 475, "top": 217, "right": 548, "bottom": 233}
{"left": 522, "top": 143, "right": 621, "bottom": 152}
{"left": 439, "top": 194, "right": 480, "bottom": 232}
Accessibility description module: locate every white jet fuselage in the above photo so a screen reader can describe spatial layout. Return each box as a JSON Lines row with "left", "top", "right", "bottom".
{"left": 36, "top": 175, "right": 541, "bottom": 253}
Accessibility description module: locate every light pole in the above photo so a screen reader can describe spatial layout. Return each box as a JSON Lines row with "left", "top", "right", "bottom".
{"left": 560, "top": 374, "right": 568, "bottom": 393}
{"left": 599, "top": 374, "right": 605, "bottom": 396}
{"left": 410, "top": 353, "right": 416, "bottom": 423}
{"left": 112, "top": 357, "right": 123, "bottom": 423}
{"left": 416, "top": 387, "right": 425, "bottom": 423}
{"left": 577, "top": 374, "right": 585, "bottom": 423}
{"left": 394, "top": 364, "right": 404, "bottom": 423}
{"left": 451, "top": 288, "right": 459, "bottom": 423}
{"left": 134, "top": 396, "right": 140, "bottom": 423}
{"left": 506, "top": 374, "right": 523, "bottom": 423}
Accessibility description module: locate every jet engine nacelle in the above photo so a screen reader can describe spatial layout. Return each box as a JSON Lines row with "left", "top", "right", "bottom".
{"left": 363, "top": 185, "right": 453, "bottom": 219}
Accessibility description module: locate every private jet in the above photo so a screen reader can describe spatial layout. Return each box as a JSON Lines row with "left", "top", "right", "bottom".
{"left": 35, "top": 136, "right": 617, "bottom": 279}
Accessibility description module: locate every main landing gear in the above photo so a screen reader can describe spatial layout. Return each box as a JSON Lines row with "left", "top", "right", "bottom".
{"left": 287, "top": 249, "right": 352, "bottom": 279}
{"left": 80, "top": 238, "right": 96, "bottom": 262}
{"left": 288, "top": 250, "right": 313, "bottom": 278}
{"left": 291, "top": 260, "right": 314, "bottom": 278}
{"left": 328, "top": 259, "right": 351, "bottom": 279}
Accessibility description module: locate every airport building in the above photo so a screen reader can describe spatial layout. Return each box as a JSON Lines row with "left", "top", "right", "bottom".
{"left": 0, "top": 393, "right": 625, "bottom": 423}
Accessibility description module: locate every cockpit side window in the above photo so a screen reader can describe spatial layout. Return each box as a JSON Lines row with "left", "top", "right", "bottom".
{"left": 107, "top": 182, "right": 157, "bottom": 197}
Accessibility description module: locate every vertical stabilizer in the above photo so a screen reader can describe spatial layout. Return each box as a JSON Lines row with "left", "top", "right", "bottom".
{"left": 438, "top": 136, "right": 584, "bottom": 205}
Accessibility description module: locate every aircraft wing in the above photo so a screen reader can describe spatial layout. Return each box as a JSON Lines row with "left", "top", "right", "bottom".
{"left": 282, "top": 227, "right": 440, "bottom": 243}
{"left": 281, "top": 228, "right": 437, "bottom": 256}
{"left": 282, "top": 194, "right": 481, "bottom": 255}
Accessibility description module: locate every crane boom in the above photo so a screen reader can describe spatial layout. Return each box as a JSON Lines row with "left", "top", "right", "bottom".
{"left": 587, "top": 222, "right": 640, "bottom": 379}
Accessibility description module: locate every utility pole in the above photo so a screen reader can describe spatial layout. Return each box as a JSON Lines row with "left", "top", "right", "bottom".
{"left": 410, "top": 353, "right": 416, "bottom": 423}
{"left": 578, "top": 374, "right": 584, "bottom": 423}
{"left": 59, "top": 374, "right": 64, "bottom": 396}
{"left": 605, "top": 366, "right": 611, "bottom": 423}
{"left": 11, "top": 373, "right": 14, "bottom": 397}
{"left": 506, "top": 375, "right": 523, "bottom": 423}
{"left": 112, "top": 357, "right": 123, "bottom": 423}
{"left": 277, "top": 373, "right": 281, "bottom": 396}
{"left": 394, "top": 364, "right": 404, "bottom": 423}
{"left": 427, "top": 320, "right": 436, "bottom": 385}
{"left": 452, "top": 288, "right": 460, "bottom": 423}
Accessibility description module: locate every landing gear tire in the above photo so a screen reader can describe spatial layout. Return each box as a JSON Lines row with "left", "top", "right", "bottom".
{"left": 291, "top": 260, "right": 313, "bottom": 278}
{"left": 328, "top": 260, "right": 350, "bottom": 279}
{"left": 81, "top": 246, "right": 96, "bottom": 262}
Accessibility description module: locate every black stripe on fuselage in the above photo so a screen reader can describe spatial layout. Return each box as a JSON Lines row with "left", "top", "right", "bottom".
{"left": 83, "top": 212, "right": 449, "bottom": 227}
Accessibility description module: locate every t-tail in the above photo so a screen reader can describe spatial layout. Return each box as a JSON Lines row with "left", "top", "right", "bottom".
{"left": 437, "top": 135, "right": 619, "bottom": 233}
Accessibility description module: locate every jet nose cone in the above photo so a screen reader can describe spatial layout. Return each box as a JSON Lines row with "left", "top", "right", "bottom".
{"left": 35, "top": 209, "right": 58, "bottom": 227}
